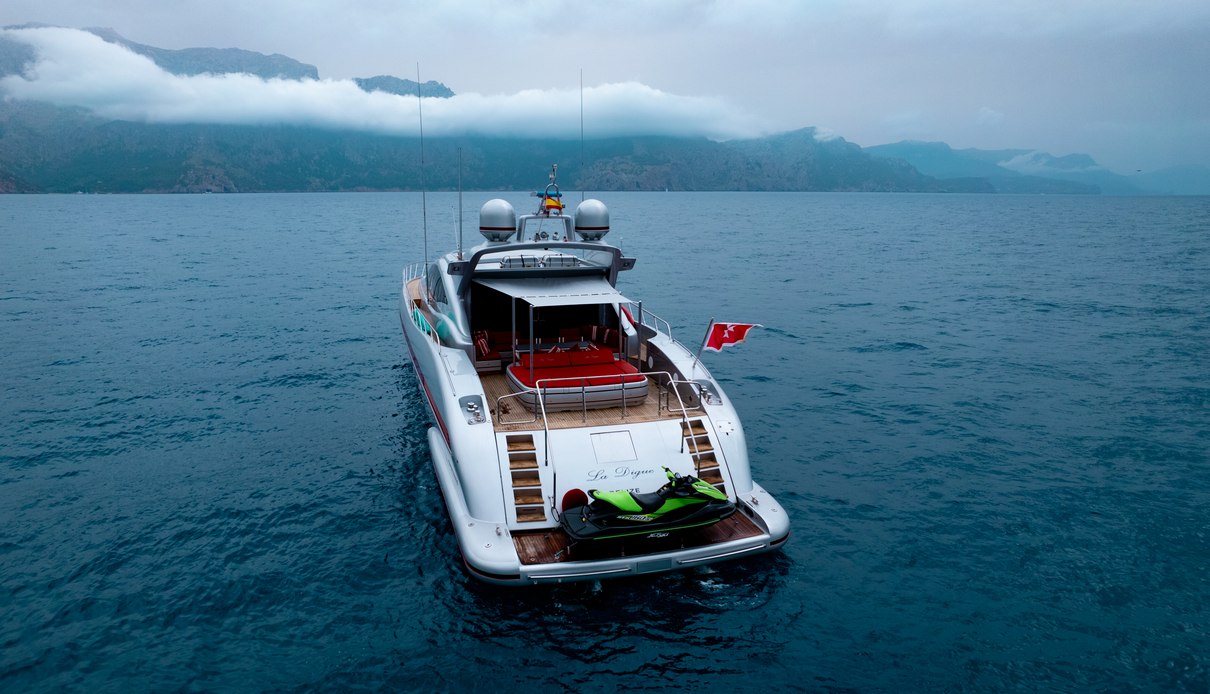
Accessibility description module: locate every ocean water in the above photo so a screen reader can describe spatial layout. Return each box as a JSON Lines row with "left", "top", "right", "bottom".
{"left": 2, "top": 191, "right": 1208, "bottom": 692}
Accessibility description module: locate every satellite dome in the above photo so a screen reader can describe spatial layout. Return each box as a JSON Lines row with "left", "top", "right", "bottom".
{"left": 479, "top": 199, "right": 516, "bottom": 242}
{"left": 574, "top": 199, "right": 610, "bottom": 241}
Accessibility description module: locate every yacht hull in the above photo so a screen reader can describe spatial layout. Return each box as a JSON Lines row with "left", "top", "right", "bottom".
{"left": 397, "top": 187, "right": 790, "bottom": 585}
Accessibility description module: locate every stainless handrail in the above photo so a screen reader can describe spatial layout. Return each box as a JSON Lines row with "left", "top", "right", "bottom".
{"left": 494, "top": 390, "right": 540, "bottom": 425}
{"left": 402, "top": 262, "right": 426, "bottom": 283}
{"left": 630, "top": 305, "right": 673, "bottom": 341}
{"left": 664, "top": 379, "right": 707, "bottom": 415}
{"left": 492, "top": 370, "right": 698, "bottom": 464}
{"left": 402, "top": 283, "right": 441, "bottom": 347}
{"left": 402, "top": 268, "right": 444, "bottom": 349}
{"left": 675, "top": 381, "right": 705, "bottom": 472}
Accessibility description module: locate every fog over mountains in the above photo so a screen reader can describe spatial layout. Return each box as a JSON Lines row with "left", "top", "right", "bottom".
{"left": 1, "top": 26, "right": 1205, "bottom": 194}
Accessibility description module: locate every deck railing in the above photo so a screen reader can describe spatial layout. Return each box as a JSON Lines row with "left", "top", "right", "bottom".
{"left": 402, "top": 262, "right": 426, "bottom": 284}
{"left": 629, "top": 304, "right": 674, "bottom": 342}
{"left": 662, "top": 379, "right": 708, "bottom": 416}
{"left": 401, "top": 269, "right": 441, "bottom": 347}
{"left": 493, "top": 370, "right": 696, "bottom": 466}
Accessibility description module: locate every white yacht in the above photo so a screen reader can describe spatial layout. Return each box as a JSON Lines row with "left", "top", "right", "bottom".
{"left": 399, "top": 168, "right": 789, "bottom": 584}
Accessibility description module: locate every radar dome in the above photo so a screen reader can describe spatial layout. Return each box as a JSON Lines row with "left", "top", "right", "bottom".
{"left": 478, "top": 199, "right": 516, "bottom": 242}
{"left": 574, "top": 199, "right": 610, "bottom": 241}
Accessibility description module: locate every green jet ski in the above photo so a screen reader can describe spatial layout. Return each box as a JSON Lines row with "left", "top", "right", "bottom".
{"left": 560, "top": 467, "right": 736, "bottom": 542}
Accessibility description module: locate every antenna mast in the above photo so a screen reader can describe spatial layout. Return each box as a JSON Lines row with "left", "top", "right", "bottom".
{"left": 417, "top": 64, "right": 428, "bottom": 265}
{"left": 580, "top": 69, "right": 585, "bottom": 203}
{"left": 457, "top": 147, "right": 464, "bottom": 260}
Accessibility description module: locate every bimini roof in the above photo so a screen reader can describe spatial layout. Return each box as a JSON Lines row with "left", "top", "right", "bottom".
{"left": 473, "top": 276, "right": 631, "bottom": 307}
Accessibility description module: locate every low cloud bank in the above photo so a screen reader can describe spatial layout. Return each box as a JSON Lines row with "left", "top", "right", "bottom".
{"left": 0, "top": 26, "right": 768, "bottom": 140}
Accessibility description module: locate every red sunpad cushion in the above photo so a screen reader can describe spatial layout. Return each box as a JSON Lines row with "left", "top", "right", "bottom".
{"left": 515, "top": 351, "right": 572, "bottom": 370}
{"left": 508, "top": 361, "right": 645, "bottom": 389}
{"left": 568, "top": 348, "right": 616, "bottom": 366}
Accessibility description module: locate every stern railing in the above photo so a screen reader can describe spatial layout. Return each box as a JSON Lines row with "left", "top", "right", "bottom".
{"left": 493, "top": 370, "right": 698, "bottom": 465}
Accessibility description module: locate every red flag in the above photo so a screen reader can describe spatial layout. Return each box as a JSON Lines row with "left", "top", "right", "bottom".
{"left": 704, "top": 322, "right": 759, "bottom": 352}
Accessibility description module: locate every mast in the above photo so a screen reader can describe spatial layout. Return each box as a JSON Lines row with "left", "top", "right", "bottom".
{"left": 580, "top": 69, "right": 585, "bottom": 204}
{"left": 417, "top": 64, "right": 428, "bottom": 267}
{"left": 457, "top": 147, "right": 464, "bottom": 260}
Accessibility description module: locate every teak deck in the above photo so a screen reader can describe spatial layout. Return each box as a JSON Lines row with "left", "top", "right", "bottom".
{"left": 511, "top": 509, "right": 766, "bottom": 566}
{"left": 481, "top": 373, "right": 690, "bottom": 433}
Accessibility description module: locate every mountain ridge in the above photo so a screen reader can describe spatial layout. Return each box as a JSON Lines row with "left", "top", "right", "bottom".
{"left": 0, "top": 99, "right": 964, "bottom": 193}
{"left": 864, "top": 140, "right": 1210, "bottom": 195}
{"left": 2, "top": 27, "right": 1204, "bottom": 194}
{"left": 83, "top": 27, "right": 321, "bottom": 81}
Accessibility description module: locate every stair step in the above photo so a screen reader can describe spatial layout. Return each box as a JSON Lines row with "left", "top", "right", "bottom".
{"left": 699, "top": 468, "right": 724, "bottom": 485}
{"left": 685, "top": 437, "right": 713, "bottom": 454}
{"left": 680, "top": 420, "right": 708, "bottom": 437}
{"left": 516, "top": 507, "right": 547, "bottom": 523}
{"left": 501, "top": 433, "right": 547, "bottom": 523}
{"left": 509, "top": 453, "right": 538, "bottom": 469}
{"left": 512, "top": 469, "right": 540, "bottom": 487}
{"left": 514, "top": 489, "right": 544, "bottom": 506}
{"left": 506, "top": 435, "right": 536, "bottom": 452}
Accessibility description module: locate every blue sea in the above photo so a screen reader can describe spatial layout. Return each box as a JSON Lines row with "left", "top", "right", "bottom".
{"left": 2, "top": 191, "right": 1208, "bottom": 692}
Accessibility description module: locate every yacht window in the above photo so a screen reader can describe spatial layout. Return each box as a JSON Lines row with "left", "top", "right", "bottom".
{"left": 520, "top": 217, "right": 567, "bottom": 243}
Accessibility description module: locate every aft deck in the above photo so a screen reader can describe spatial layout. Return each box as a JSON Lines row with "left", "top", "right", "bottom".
{"left": 481, "top": 372, "right": 692, "bottom": 433}
{"left": 512, "top": 507, "right": 767, "bottom": 566}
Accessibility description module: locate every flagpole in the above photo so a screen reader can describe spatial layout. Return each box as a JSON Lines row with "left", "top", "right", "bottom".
{"left": 690, "top": 317, "right": 714, "bottom": 379}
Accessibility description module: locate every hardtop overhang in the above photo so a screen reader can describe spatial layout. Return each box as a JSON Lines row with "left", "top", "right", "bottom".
{"left": 449, "top": 241, "right": 636, "bottom": 302}
{"left": 472, "top": 276, "right": 633, "bottom": 308}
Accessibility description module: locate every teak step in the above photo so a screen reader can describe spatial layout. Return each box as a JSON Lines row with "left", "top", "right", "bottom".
{"left": 516, "top": 507, "right": 546, "bottom": 523}
{"left": 509, "top": 452, "right": 538, "bottom": 469}
{"left": 499, "top": 433, "right": 547, "bottom": 523}
{"left": 701, "top": 473, "right": 726, "bottom": 495}
{"left": 507, "top": 434, "right": 536, "bottom": 452}
{"left": 512, "top": 469, "right": 540, "bottom": 487}
{"left": 678, "top": 421, "right": 725, "bottom": 492}
{"left": 514, "top": 489, "right": 543, "bottom": 506}
{"left": 684, "top": 436, "right": 713, "bottom": 454}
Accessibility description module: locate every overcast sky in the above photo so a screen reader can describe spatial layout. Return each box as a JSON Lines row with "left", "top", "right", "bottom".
{"left": 2, "top": 0, "right": 1208, "bottom": 173}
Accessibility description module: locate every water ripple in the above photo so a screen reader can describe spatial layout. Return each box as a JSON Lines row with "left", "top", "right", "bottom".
{"left": 2, "top": 193, "right": 1209, "bottom": 691}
